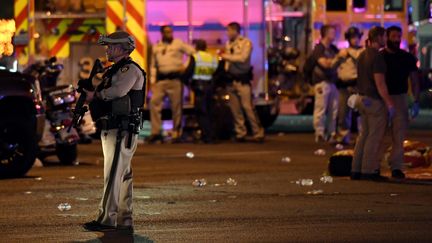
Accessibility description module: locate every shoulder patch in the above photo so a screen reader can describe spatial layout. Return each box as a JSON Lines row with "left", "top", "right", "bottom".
{"left": 121, "top": 66, "right": 129, "bottom": 73}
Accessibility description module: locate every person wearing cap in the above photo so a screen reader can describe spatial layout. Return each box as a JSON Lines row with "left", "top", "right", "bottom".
{"left": 220, "top": 22, "right": 264, "bottom": 143}
{"left": 380, "top": 25, "right": 420, "bottom": 179}
{"left": 333, "top": 26, "right": 364, "bottom": 144}
{"left": 148, "top": 25, "right": 195, "bottom": 144}
{"left": 82, "top": 31, "right": 146, "bottom": 233}
{"left": 191, "top": 39, "right": 218, "bottom": 143}
{"left": 351, "top": 26, "right": 395, "bottom": 181}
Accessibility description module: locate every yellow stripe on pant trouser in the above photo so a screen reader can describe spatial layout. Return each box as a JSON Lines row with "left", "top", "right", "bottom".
{"left": 97, "top": 129, "right": 137, "bottom": 226}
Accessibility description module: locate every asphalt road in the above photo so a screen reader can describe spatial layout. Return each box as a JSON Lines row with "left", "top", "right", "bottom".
{"left": 1, "top": 131, "right": 432, "bottom": 243}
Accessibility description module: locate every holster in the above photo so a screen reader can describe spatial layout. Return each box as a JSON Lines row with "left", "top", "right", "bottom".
{"left": 228, "top": 67, "right": 253, "bottom": 84}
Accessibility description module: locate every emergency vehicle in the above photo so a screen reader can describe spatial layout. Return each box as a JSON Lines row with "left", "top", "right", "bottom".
{"left": 5, "top": 0, "right": 426, "bottom": 125}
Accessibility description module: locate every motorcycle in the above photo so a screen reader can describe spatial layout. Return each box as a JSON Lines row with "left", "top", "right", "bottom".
{"left": 24, "top": 57, "right": 79, "bottom": 165}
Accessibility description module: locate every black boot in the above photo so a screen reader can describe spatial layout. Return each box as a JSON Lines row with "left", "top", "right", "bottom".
{"left": 83, "top": 220, "right": 116, "bottom": 232}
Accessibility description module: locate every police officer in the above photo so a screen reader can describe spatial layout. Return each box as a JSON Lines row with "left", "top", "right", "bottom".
{"left": 220, "top": 22, "right": 264, "bottom": 143}
{"left": 334, "top": 27, "right": 364, "bottom": 144}
{"left": 191, "top": 39, "right": 218, "bottom": 143}
{"left": 148, "top": 25, "right": 195, "bottom": 143}
{"left": 82, "top": 31, "right": 145, "bottom": 233}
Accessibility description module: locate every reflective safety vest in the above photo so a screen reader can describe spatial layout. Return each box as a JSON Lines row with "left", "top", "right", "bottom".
{"left": 192, "top": 51, "right": 218, "bottom": 81}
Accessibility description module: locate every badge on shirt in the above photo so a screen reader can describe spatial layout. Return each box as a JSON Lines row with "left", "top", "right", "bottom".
{"left": 121, "top": 66, "right": 129, "bottom": 73}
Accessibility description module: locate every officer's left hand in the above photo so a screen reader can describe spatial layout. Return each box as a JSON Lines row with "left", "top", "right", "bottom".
{"left": 410, "top": 102, "right": 420, "bottom": 119}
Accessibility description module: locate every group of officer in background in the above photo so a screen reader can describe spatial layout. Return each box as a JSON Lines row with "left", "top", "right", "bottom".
{"left": 309, "top": 24, "right": 420, "bottom": 181}
{"left": 147, "top": 22, "right": 264, "bottom": 144}
{"left": 146, "top": 22, "right": 421, "bottom": 181}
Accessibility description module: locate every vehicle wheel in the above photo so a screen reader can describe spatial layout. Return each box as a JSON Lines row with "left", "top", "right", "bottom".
{"left": 56, "top": 142, "right": 78, "bottom": 165}
{"left": 0, "top": 120, "right": 37, "bottom": 178}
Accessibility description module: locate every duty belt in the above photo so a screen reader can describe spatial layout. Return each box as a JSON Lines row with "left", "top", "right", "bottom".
{"left": 96, "top": 116, "right": 122, "bottom": 130}
{"left": 157, "top": 72, "right": 181, "bottom": 81}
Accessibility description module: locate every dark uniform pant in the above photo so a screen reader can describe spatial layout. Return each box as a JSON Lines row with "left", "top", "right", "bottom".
{"left": 192, "top": 80, "right": 213, "bottom": 142}
{"left": 97, "top": 129, "right": 137, "bottom": 227}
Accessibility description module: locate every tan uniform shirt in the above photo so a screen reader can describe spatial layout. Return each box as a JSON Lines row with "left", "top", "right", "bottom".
{"left": 100, "top": 62, "right": 145, "bottom": 101}
{"left": 151, "top": 39, "right": 195, "bottom": 83}
{"left": 224, "top": 36, "right": 252, "bottom": 75}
